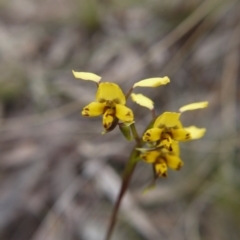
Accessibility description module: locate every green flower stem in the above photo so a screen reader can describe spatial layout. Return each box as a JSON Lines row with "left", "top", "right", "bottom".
{"left": 105, "top": 124, "right": 141, "bottom": 240}
{"left": 130, "top": 123, "right": 141, "bottom": 145}
{"left": 105, "top": 122, "right": 148, "bottom": 240}
{"left": 104, "top": 147, "right": 140, "bottom": 240}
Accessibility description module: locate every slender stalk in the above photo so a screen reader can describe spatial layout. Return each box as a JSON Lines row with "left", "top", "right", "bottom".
{"left": 125, "top": 87, "right": 133, "bottom": 100}
{"left": 105, "top": 124, "right": 141, "bottom": 240}
{"left": 104, "top": 155, "right": 138, "bottom": 240}
{"left": 104, "top": 121, "right": 154, "bottom": 240}
{"left": 130, "top": 123, "right": 141, "bottom": 145}
{"left": 151, "top": 108, "right": 156, "bottom": 120}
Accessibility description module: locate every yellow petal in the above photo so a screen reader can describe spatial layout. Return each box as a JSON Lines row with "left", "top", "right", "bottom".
{"left": 142, "top": 128, "right": 162, "bottom": 142}
{"left": 154, "top": 161, "right": 168, "bottom": 177}
{"left": 154, "top": 112, "right": 181, "bottom": 128}
{"left": 82, "top": 102, "right": 105, "bottom": 116}
{"left": 165, "top": 155, "right": 183, "bottom": 170}
{"left": 96, "top": 82, "right": 126, "bottom": 105}
{"left": 115, "top": 104, "right": 134, "bottom": 122}
{"left": 171, "top": 141, "right": 180, "bottom": 156}
{"left": 171, "top": 128, "right": 191, "bottom": 141}
{"left": 72, "top": 71, "right": 101, "bottom": 83}
{"left": 133, "top": 77, "right": 170, "bottom": 88}
{"left": 184, "top": 126, "right": 206, "bottom": 140}
{"left": 131, "top": 93, "right": 154, "bottom": 110}
{"left": 158, "top": 138, "right": 172, "bottom": 151}
{"left": 141, "top": 151, "right": 159, "bottom": 163}
{"left": 159, "top": 140, "right": 180, "bottom": 155}
{"left": 179, "top": 101, "right": 208, "bottom": 112}
{"left": 102, "top": 108, "right": 115, "bottom": 130}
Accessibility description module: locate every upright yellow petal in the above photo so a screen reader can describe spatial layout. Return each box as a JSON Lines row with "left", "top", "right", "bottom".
{"left": 131, "top": 93, "right": 154, "bottom": 110}
{"left": 171, "top": 128, "right": 191, "bottom": 141}
{"left": 155, "top": 161, "right": 168, "bottom": 177}
{"left": 184, "top": 126, "right": 206, "bottom": 140}
{"left": 142, "top": 128, "right": 162, "bottom": 142}
{"left": 154, "top": 112, "right": 181, "bottom": 128}
{"left": 96, "top": 82, "right": 126, "bottom": 105}
{"left": 72, "top": 71, "right": 101, "bottom": 83}
{"left": 102, "top": 108, "right": 115, "bottom": 130}
{"left": 133, "top": 77, "right": 170, "bottom": 88}
{"left": 82, "top": 102, "right": 105, "bottom": 116}
{"left": 141, "top": 151, "right": 159, "bottom": 163}
{"left": 179, "top": 101, "right": 208, "bottom": 112}
{"left": 115, "top": 104, "right": 134, "bottom": 122}
{"left": 165, "top": 155, "right": 183, "bottom": 170}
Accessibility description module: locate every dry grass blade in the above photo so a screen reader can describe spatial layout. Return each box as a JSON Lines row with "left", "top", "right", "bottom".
{"left": 115, "top": 0, "right": 226, "bottom": 80}
{"left": 161, "top": 0, "right": 237, "bottom": 75}
{"left": 219, "top": 9, "right": 240, "bottom": 181}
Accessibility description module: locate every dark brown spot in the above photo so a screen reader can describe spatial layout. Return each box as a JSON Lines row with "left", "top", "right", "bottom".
{"left": 104, "top": 122, "right": 112, "bottom": 129}
{"left": 146, "top": 133, "right": 150, "bottom": 136}
{"left": 186, "top": 133, "right": 190, "bottom": 139}
{"left": 168, "top": 131, "right": 173, "bottom": 138}
{"left": 162, "top": 172, "right": 167, "bottom": 177}
{"left": 176, "top": 163, "right": 182, "bottom": 170}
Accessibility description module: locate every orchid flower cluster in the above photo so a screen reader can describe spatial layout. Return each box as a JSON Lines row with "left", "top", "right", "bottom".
{"left": 73, "top": 70, "right": 208, "bottom": 240}
{"left": 73, "top": 70, "right": 208, "bottom": 178}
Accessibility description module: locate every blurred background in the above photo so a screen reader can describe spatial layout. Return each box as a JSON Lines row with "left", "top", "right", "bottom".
{"left": 0, "top": 0, "right": 239, "bottom": 239}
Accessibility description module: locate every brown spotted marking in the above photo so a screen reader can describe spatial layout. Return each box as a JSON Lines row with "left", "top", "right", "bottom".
{"left": 176, "top": 162, "right": 183, "bottom": 170}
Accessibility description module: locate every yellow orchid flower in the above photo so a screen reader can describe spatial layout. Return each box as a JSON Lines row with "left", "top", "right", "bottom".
{"left": 140, "top": 141, "right": 183, "bottom": 177}
{"left": 73, "top": 70, "right": 134, "bottom": 131}
{"left": 142, "top": 112, "right": 206, "bottom": 149}
{"left": 142, "top": 101, "right": 208, "bottom": 150}
{"left": 82, "top": 82, "right": 134, "bottom": 130}
{"left": 142, "top": 112, "right": 200, "bottom": 149}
